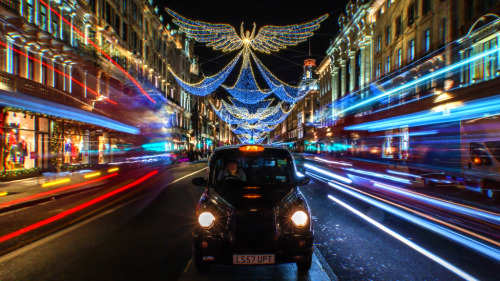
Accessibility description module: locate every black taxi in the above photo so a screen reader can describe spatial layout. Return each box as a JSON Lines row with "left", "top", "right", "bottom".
{"left": 191, "top": 144, "right": 313, "bottom": 272}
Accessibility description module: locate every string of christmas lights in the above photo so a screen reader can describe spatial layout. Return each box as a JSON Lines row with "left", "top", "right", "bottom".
{"left": 168, "top": 51, "right": 242, "bottom": 96}
{"left": 165, "top": 8, "right": 327, "bottom": 54}
{"left": 165, "top": 8, "right": 327, "bottom": 141}
{"left": 222, "top": 50, "right": 273, "bottom": 104}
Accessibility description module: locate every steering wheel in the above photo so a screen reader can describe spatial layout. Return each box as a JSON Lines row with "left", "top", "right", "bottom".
{"left": 222, "top": 174, "right": 241, "bottom": 181}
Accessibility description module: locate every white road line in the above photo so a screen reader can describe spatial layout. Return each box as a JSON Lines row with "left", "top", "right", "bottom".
{"left": 327, "top": 194, "right": 478, "bottom": 281}
{"left": 168, "top": 167, "right": 207, "bottom": 186}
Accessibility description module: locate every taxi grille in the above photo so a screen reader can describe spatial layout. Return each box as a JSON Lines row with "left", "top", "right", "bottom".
{"left": 233, "top": 210, "right": 275, "bottom": 250}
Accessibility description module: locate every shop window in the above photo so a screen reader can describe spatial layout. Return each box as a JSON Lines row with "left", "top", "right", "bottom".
{"left": 63, "top": 125, "right": 89, "bottom": 165}
{"left": 2, "top": 111, "right": 35, "bottom": 171}
{"left": 98, "top": 134, "right": 108, "bottom": 164}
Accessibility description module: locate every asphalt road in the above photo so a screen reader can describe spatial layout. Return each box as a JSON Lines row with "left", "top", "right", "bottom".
{"left": 0, "top": 160, "right": 498, "bottom": 280}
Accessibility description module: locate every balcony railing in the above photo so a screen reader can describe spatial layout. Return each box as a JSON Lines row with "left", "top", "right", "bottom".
{"left": 0, "top": 70, "right": 90, "bottom": 111}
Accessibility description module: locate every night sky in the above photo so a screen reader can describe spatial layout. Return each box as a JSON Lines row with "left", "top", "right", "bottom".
{"left": 158, "top": 0, "right": 349, "bottom": 84}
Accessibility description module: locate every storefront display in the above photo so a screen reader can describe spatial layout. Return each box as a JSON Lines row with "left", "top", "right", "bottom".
{"left": 0, "top": 107, "right": 133, "bottom": 180}
{"left": 62, "top": 125, "right": 89, "bottom": 165}
{"left": 3, "top": 111, "right": 35, "bottom": 171}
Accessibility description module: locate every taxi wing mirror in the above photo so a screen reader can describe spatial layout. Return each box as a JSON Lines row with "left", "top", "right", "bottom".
{"left": 297, "top": 176, "right": 311, "bottom": 186}
{"left": 192, "top": 177, "right": 207, "bottom": 186}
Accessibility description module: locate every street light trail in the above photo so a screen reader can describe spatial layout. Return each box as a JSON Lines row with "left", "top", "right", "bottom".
{"left": 327, "top": 194, "right": 479, "bottom": 281}
{"left": 327, "top": 181, "right": 500, "bottom": 262}
{"left": 304, "top": 163, "right": 352, "bottom": 183}
{"left": 0, "top": 170, "right": 157, "bottom": 244}
{"left": 0, "top": 173, "right": 119, "bottom": 210}
{"left": 371, "top": 181, "right": 500, "bottom": 225}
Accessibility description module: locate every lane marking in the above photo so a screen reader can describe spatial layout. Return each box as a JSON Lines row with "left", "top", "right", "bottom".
{"left": 183, "top": 258, "right": 192, "bottom": 273}
{"left": 168, "top": 167, "right": 207, "bottom": 186}
{"left": 328, "top": 194, "right": 478, "bottom": 281}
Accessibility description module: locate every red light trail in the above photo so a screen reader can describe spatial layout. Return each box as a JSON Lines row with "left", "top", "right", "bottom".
{"left": 0, "top": 41, "right": 117, "bottom": 105}
{"left": 0, "top": 170, "right": 158, "bottom": 244}
{"left": 38, "top": 0, "right": 155, "bottom": 103}
{"left": 0, "top": 173, "right": 119, "bottom": 209}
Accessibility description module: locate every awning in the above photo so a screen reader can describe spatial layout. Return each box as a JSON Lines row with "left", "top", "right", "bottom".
{"left": 0, "top": 89, "right": 140, "bottom": 134}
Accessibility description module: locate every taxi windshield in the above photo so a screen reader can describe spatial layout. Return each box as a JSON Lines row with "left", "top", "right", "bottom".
{"left": 213, "top": 155, "right": 293, "bottom": 190}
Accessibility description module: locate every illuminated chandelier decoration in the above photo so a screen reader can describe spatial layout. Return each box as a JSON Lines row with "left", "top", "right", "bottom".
{"left": 166, "top": 8, "right": 327, "bottom": 143}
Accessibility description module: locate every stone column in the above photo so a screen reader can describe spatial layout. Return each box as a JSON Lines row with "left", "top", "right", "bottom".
{"left": 332, "top": 66, "right": 339, "bottom": 119}
{"left": 349, "top": 50, "right": 356, "bottom": 93}
{"left": 360, "top": 45, "right": 366, "bottom": 89}
{"left": 340, "top": 59, "right": 347, "bottom": 98}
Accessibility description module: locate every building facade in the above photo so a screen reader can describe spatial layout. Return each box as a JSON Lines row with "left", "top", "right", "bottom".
{"left": 311, "top": 0, "right": 500, "bottom": 157}
{"left": 270, "top": 58, "right": 319, "bottom": 152}
{"left": 0, "top": 0, "right": 199, "bottom": 179}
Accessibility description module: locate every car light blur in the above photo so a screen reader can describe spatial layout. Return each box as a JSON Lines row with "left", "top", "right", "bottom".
{"left": 291, "top": 211, "right": 308, "bottom": 227}
{"left": 198, "top": 212, "right": 215, "bottom": 228}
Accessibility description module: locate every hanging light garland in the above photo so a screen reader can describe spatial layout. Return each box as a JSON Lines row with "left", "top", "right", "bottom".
{"left": 168, "top": 51, "right": 242, "bottom": 96}
{"left": 165, "top": 8, "right": 327, "bottom": 141}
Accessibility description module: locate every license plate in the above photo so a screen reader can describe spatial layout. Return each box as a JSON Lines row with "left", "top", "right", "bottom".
{"left": 233, "top": 254, "right": 275, "bottom": 265}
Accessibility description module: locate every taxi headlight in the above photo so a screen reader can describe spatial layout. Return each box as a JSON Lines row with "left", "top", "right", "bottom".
{"left": 291, "top": 210, "right": 308, "bottom": 227}
{"left": 198, "top": 212, "right": 215, "bottom": 228}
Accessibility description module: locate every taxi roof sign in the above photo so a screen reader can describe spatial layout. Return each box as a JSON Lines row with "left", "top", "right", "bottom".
{"left": 239, "top": 145, "right": 265, "bottom": 152}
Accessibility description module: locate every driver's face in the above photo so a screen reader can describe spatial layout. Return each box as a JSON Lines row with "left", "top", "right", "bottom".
{"left": 227, "top": 162, "right": 237, "bottom": 175}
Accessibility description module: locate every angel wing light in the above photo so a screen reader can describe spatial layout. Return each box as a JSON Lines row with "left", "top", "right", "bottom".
{"left": 165, "top": 8, "right": 328, "bottom": 53}
{"left": 165, "top": 8, "right": 327, "bottom": 142}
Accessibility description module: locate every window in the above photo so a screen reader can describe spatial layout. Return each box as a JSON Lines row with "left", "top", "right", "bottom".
{"left": 386, "top": 26, "right": 391, "bottom": 46}
{"left": 40, "top": 5, "right": 47, "bottom": 30}
{"left": 105, "top": 2, "right": 112, "bottom": 25}
{"left": 377, "top": 35, "right": 382, "bottom": 53}
{"left": 376, "top": 63, "right": 381, "bottom": 78}
{"left": 42, "top": 58, "right": 48, "bottom": 85}
{"left": 114, "top": 14, "right": 121, "bottom": 35}
{"left": 466, "top": 0, "right": 474, "bottom": 21}
{"left": 122, "top": 22, "right": 128, "bottom": 42}
{"left": 408, "top": 3, "right": 416, "bottom": 26}
{"left": 12, "top": 45, "right": 20, "bottom": 76}
{"left": 387, "top": 0, "right": 391, "bottom": 9}
{"left": 25, "top": 0, "right": 34, "bottom": 23}
{"left": 397, "top": 48, "right": 402, "bottom": 68}
{"left": 408, "top": 39, "right": 415, "bottom": 62}
{"left": 27, "top": 52, "right": 35, "bottom": 80}
{"left": 439, "top": 18, "right": 446, "bottom": 46}
{"left": 386, "top": 56, "right": 391, "bottom": 74}
{"left": 422, "top": 0, "right": 432, "bottom": 15}
{"left": 424, "top": 29, "right": 431, "bottom": 53}
{"left": 395, "top": 16, "right": 402, "bottom": 36}
{"left": 89, "top": 0, "right": 96, "bottom": 14}
{"left": 483, "top": 38, "right": 498, "bottom": 79}
{"left": 54, "top": 63, "right": 60, "bottom": 89}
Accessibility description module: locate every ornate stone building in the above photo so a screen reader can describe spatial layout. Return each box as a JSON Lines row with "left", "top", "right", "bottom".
{"left": 0, "top": 0, "right": 200, "bottom": 178}
{"left": 313, "top": 0, "right": 500, "bottom": 156}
